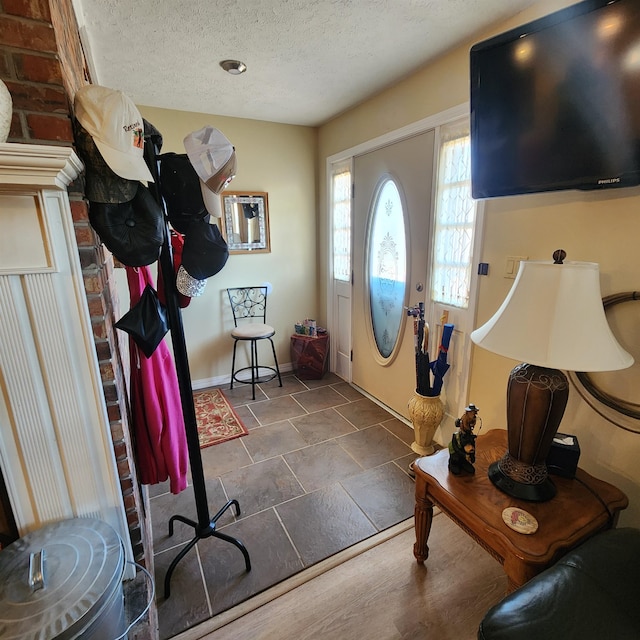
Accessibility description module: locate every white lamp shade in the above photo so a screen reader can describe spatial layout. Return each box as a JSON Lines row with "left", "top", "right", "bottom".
{"left": 470, "top": 260, "right": 634, "bottom": 372}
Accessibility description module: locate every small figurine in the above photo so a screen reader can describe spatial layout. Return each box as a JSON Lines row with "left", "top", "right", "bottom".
{"left": 448, "top": 403, "right": 479, "bottom": 475}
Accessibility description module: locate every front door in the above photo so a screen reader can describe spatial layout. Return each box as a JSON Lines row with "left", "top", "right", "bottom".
{"left": 351, "top": 131, "right": 435, "bottom": 417}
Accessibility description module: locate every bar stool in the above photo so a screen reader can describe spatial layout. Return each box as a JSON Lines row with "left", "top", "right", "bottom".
{"left": 227, "top": 286, "right": 282, "bottom": 399}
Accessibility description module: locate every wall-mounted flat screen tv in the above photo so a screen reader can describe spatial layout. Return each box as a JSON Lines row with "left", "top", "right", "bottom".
{"left": 470, "top": 0, "right": 640, "bottom": 199}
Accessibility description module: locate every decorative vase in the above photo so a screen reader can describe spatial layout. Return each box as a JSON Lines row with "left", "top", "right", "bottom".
{"left": 0, "top": 79, "right": 11, "bottom": 143}
{"left": 408, "top": 392, "right": 444, "bottom": 456}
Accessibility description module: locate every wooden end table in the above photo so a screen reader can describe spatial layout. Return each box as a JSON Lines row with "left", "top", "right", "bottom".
{"left": 413, "top": 429, "right": 628, "bottom": 592}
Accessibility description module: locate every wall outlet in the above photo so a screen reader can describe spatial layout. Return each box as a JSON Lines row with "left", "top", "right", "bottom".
{"left": 504, "top": 256, "right": 527, "bottom": 279}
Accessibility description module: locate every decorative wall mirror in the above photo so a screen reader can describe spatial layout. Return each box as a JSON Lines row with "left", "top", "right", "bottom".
{"left": 220, "top": 191, "right": 270, "bottom": 253}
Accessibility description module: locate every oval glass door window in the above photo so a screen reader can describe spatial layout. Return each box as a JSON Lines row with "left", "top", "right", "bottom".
{"left": 367, "top": 177, "right": 407, "bottom": 359}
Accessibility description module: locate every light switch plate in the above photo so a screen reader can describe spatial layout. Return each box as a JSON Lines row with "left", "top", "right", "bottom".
{"left": 504, "top": 255, "right": 527, "bottom": 279}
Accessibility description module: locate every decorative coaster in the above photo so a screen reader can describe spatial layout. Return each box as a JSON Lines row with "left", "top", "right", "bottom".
{"left": 502, "top": 507, "right": 538, "bottom": 534}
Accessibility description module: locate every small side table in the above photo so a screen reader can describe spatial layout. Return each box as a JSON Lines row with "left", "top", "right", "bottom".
{"left": 413, "top": 429, "right": 628, "bottom": 592}
{"left": 290, "top": 333, "right": 329, "bottom": 379}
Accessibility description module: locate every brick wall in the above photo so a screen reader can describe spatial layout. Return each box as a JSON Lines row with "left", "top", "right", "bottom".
{"left": 0, "top": 0, "right": 74, "bottom": 144}
{"left": 0, "top": 2, "right": 155, "bottom": 635}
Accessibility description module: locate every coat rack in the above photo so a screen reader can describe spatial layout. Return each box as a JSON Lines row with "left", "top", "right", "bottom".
{"left": 143, "top": 136, "right": 251, "bottom": 599}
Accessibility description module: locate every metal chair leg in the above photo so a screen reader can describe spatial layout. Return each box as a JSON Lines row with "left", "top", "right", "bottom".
{"left": 230, "top": 339, "right": 238, "bottom": 390}
{"left": 269, "top": 337, "right": 283, "bottom": 387}
{"left": 250, "top": 339, "right": 257, "bottom": 399}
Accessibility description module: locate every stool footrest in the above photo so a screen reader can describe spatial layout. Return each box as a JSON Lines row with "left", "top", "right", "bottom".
{"left": 233, "top": 365, "right": 279, "bottom": 385}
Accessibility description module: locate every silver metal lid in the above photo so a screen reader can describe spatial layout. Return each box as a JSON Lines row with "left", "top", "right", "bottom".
{"left": 0, "top": 518, "right": 125, "bottom": 640}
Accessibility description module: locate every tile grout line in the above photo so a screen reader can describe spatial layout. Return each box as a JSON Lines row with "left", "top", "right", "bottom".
{"left": 194, "top": 543, "right": 214, "bottom": 617}
{"left": 152, "top": 374, "right": 418, "bottom": 638}
{"left": 279, "top": 454, "right": 309, "bottom": 494}
{"left": 271, "top": 506, "right": 305, "bottom": 567}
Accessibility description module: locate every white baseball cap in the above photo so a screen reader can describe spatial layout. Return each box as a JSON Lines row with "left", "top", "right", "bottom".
{"left": 183, "top": 126, "right": 236, "bottom": 217}
{"left": 74, "top": 85, "right": 154, "bottom": 183}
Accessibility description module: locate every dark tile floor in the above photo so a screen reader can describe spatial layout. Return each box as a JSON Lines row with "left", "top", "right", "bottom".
{"left": 149, "top": 372, "right": 417, "bottom": 639}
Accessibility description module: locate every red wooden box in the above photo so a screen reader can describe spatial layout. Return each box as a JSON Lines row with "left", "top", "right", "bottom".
{"left": 290, "top": 333, "right": 329, "bottom": 380}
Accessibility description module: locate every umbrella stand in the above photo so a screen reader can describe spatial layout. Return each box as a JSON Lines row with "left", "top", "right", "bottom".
{"left": 407, "top": 306, "right": 455, "bottom": 459}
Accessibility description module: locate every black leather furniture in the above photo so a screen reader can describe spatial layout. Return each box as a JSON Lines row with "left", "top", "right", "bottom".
{"left": 478, "top": 527, "right": 640, "bottom": 640}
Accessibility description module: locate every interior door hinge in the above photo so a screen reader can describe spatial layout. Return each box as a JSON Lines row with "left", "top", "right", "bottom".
{"left": 350, "top": 349, "right": 353, "bottom": 362}
{"left": 351, "top": 182, "right": 355, "bottom": 199}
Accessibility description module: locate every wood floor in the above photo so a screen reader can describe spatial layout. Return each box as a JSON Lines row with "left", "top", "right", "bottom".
{"left": 174, "top": 512, "right": 507, "bottom": 640}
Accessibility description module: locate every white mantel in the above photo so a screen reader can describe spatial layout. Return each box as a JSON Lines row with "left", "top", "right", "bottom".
{"left": 0, "top": 143, "right": 133, "bottom": 567}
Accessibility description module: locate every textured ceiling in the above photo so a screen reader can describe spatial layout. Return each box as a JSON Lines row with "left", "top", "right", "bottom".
{"left": 73, "top": 0, "right": 537, "bottom": 127}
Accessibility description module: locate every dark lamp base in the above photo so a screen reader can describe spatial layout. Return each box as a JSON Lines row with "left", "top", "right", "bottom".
{"left": 490, "top": 362, "right": 569, "bottom": 503}
{"left": 488, "top": 461, "right": 557, "bottom": 502}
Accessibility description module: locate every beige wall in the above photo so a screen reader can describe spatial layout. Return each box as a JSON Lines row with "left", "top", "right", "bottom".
{"left": 472, "top": 189, "right": 640, "bottom": 527}
{"left": 135, "top": 106, "right": 318, "bottom": 384}
{"left": 121, "top": 0, "right": 640, "bottom": 527}
{"left": 316, "top": 0, "right": 576, "bottom": 315}
{"left": 317, "top": 0, "right": 640, "bottom": 527}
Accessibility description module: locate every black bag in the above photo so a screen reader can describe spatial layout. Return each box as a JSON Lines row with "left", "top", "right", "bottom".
{"left": 115, "top": 285, "right": 169, "bottom": 358}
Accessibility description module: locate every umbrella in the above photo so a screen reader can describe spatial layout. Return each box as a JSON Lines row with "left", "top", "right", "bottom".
{"left": 415, "top": 309, "right": 432, "bottom": 396}
{"left": 430, "top": 323, "right": 454, "bottom": 396}
{"left": 416, "top": 351, "right": 431, "bottom": 395}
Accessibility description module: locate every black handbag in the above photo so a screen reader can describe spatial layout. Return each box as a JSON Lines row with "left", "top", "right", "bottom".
{"left": 115, "top": 285, "right": 169, "bottom": 358}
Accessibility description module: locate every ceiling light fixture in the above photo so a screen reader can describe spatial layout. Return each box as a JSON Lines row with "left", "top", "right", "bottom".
{"left": 220, "top": 60, "right": 247, "bottom": 75}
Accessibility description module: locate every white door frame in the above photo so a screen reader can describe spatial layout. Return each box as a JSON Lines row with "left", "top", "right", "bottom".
{"left": 325, "top": 103, "right": 470, "bottom": 385}
{"left": 327, "top": 158, "right": 354, "bottom": 382}
{"left": 424, "top": 121, "right": 487, "bottom": 422}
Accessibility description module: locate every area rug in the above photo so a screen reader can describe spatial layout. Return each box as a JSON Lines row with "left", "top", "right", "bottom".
{"left": 193, "top": 389, "right": 248, "bottom": 448}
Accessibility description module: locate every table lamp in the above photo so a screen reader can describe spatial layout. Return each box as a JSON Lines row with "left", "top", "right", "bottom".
{"left": 470, "top": 250, "right": 633, "bottom": 501}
